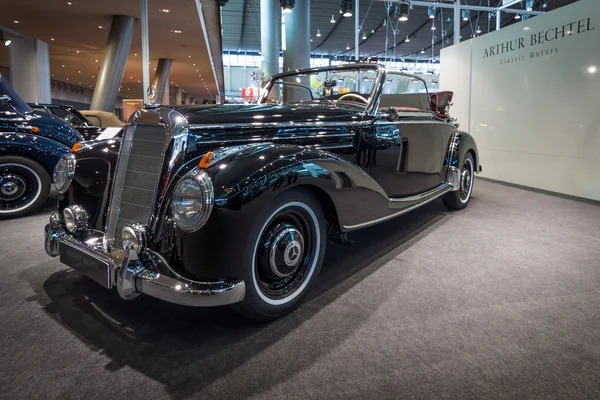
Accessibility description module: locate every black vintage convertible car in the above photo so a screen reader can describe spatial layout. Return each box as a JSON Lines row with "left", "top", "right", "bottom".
{"left": 44, "top": 64, "right": 480, "bottom": 321}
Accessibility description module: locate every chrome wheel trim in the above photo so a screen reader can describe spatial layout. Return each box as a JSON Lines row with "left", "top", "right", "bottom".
{"left": 459, "top": 158, "right": 474, "bottom": 204}
{"left": 0, "top": 163, "right": 43, "bottom": 213}
{"left": 251, "top": 201, "right": 321, "bottom": 306}
{"left": 269, "top": 227, "right": 304, "bottom": 277}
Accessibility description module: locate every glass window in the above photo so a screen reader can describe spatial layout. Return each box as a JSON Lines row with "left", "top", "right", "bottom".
{"left": 262, "top": 67, "right": 378, "bottom": 109}
{"left": 49, "top": 107, "right": 86, "bottom": 126}
{"left": 379, "top": 72, "right": 430, "bottom": 111}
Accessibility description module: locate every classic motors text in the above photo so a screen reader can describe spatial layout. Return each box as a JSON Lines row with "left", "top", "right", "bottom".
{"left": 483, "top": 17, "right": 594, "bottom": 59}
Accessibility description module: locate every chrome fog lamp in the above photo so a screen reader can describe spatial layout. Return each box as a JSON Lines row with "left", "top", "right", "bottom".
{"left": 53, "top": 154, "right": 76, "bottom": 194}
{"left": 172, "top": 170, "right": 214, "bottom": 233}
{"left": 121, "top": 225, "right": 146, "bottom": 253}
{"left": 63, "top": 205, "right": 88, "bottom": 233}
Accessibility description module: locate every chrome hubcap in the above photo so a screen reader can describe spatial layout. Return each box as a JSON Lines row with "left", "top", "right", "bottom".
{"left": 268, "top": 226, "right": 304, "bottom": 278}
{"left": 0, "top": 174, "right": 27, "bottom": 201}
{"left": 460, "top": 160, "right": 473, "bottom": 202}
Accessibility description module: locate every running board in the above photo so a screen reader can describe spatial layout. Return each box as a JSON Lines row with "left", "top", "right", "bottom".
{"left": 342, "top": 183, "right": 452, "bottom": 231}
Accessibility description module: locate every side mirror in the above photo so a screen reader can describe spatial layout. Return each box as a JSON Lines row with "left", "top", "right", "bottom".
{"left": 0, "top": 94, "right": 11, "bottom": 104}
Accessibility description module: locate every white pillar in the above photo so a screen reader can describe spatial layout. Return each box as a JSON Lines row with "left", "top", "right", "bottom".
{"left": 260, "top": 0, "right": 280, "bottom": 78}
{"left": 355, "top": 0, "right": 359, "bottom": 61}
{"left": 175, "top": 86, "right": 182, "bottom": 104}
{"left": 162, "top": 84, "right": 170, "bottom": 105}
{"left": 454, "top": 0, "right": 461, "bottom": 45}
{"left": 496, "top": 10, "right": 502, "bottom": 31}
{"left": 8, "top": 37, "right": 51, "bottom": 103}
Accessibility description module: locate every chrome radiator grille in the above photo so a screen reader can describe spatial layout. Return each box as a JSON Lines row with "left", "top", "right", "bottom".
{"left": 106, "top": 124, "right": 166, "bottom": 247}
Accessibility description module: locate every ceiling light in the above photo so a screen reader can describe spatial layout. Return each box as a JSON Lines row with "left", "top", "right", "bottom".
{"left": 188, "top": 55, "right": 191, "bottom": 58}
{"left": 341, "top": 0, "right": 353, "bottom": 17}
{"left": 346, "top": 43, "right": 350, "bottom": 50}
{"left": 330, "top": 14, "right": 336, "bottom": 23}
{"left": 420, "top": 48, "right": 425, "bottom": 54}
{"left": 67, "top": 2, "right": 72, "bottom": 5}
{"left": 281, "top": 0, "right": 294, "bottom": 13}
{"left": 476, "top": 26, "right": 482, "bottom": 34}
{"left": 92, "top": 75, "right": 94, "bottom": 78}
{"left": 78, "top": 70, "right": 81, "bottom": 73}
{"left": 405, "top": 35, "right": 410, "bottom": 43}
{"left": 134, "top": 53, "right": 138, "bottom": 55}
{"left": 50, "top": 38, "right": 55, "bottom": 41}
{"left": 95, "top": 59, "right": 98, "bottom": 62}
{"left": 428, "top": 6, "right": 435, "bottom": 19}
{"left": 159, "top": 8, "right": 170, "bottom": 13}
{"left": 588, "top": 65, "right": 597, "bottom": 74}
{"left": 76, "top": 50, "right": 80, "bottom": 53}
{"left": 316, "top": 29, "right": 321, "bottom": 37}
{"left": 138, "top": 80, "right": 140, "bottom": 83}
{"left": 462, "top": 9, "right": 469, "bottom": 21}
{"left": 362, "top": 33, "right": 367, "bottom": 40}
{"left": 130, "top": 76, "right": 133, "bottom": 79}
{"left": 171, "top": 30, "right": 182, "bottom": 34}
{"left": 398, "top": 1, "right": 409, "bottom": 22}
{"left": 13, "top": 20, "right": 21, "bottom": 24}
{"left": 514, "top": 14, "right": 521, "bottom": 20}
{"left": 0, "top": 32, "right": 11, "bottom": 47}
{"left": 98, "top": 25, "right": 104, "bottom": 29}
{"left": 62, "top": 64, "right": 65, "bottom": 67}
{"left": 431, "top": 21, "right": 436, "bottom": 30}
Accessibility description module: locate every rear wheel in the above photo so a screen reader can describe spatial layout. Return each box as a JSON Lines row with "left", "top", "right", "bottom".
{"left": 231, "top": 189, "right": 327, "bottom": 322}
{"left": 0, "top": 156, "right": 51, "bottom": 219}
{"left": 442, "top": 153, "right": 475, "bottom": 210}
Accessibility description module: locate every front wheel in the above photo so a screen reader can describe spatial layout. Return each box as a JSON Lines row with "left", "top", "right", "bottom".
{"left": 231, "top": 189, "right": 327, "bottom": 322}
{"left": 442, "top": 153, "right": 475, "bottom": 210}
{"left": 0, "top": 156, "right": 51, "bottom": 219}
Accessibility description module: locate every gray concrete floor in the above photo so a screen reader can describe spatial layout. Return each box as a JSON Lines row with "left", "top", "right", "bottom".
{"left": 0, "top": 179, "right": 599, "bottom": 399}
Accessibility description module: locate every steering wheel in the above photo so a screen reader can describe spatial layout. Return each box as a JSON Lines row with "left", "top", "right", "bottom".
{"left": 338, "top": 93, "right": 369, "bottom": 104}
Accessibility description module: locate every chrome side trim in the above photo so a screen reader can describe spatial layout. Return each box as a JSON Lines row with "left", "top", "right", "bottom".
{"left": 343, "top": 184, "right": 452, "bottom": 231}
{"left": 190, "top": 121, "right": 367, "bottom": 130}
{"left": 389, "top": 183, "right": 452, "bottom": 203}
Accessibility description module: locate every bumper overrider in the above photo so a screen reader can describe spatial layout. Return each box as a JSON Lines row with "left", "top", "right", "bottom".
{"left": 44, "top": 212, "right": 246, "bottom": 307}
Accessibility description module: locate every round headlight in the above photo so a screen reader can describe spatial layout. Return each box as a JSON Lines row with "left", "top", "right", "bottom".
{"left": 63, "top": 207, "right": 76, "bottom": 233}
{"left": 62, "top": 205, "right": 88, "bottom": 233}
{"left": 172, "top": 170, "right": 214, "bottom": 232}
{"left": 53, "top": 154, "right": 76, "bottom": 194}
{"left": 121, "top": 225, "right": 146, "bottom": 253}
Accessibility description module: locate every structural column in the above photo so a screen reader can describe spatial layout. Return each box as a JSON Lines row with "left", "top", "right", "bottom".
{"left": 260, "top": 0, "right": 280, "bottom": 79}
{"left": 175, "top": 86, "right": 182, "bottom": 105}
{"left": 496, "top": 11, "right": 502, "bottom": 31}
{"left": 162, "top": 84, "right": 170, "bottom": 105}
{"left": 8, "top": 37, "right": 51, "bottom": 103}
{"left": 90, "top": 15, "right": 137, "bottom": 111}
{"left": 283, "top": 0, "right": 310, "bottom": 72}
{"left": 454, "top": 0, "right": 461, "bottom": 45}
{"left": 151, "top": 58, "right": 172, "bottom": 104}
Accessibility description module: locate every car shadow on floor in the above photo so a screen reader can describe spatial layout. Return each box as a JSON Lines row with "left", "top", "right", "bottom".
{"left": 38, "top": 200, "right": 452, "bottom": 398}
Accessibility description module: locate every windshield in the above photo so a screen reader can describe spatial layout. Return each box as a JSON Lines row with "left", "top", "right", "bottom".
{"left": 0, "top": 75, "right": 32, "bottom": 114}
{"left": 261, "top": 66, "right": 379, "bottom": 109}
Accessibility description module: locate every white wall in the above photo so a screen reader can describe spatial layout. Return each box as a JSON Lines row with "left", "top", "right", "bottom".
{"left": 441, "top": 0, "right": 600, "bottom": 201}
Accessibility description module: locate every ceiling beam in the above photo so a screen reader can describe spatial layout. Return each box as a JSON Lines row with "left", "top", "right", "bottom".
{"left": 373, "top": 0, "right": 543, "bottom": 15}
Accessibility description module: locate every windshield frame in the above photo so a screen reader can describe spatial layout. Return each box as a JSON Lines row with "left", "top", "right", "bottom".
{"left": 258, "top": 63, "right": 386, "bottom": 115}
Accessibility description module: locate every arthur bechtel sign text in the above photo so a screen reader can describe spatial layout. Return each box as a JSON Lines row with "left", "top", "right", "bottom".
{"left": 482, "top": 17, "right": 594, "bottom": 65}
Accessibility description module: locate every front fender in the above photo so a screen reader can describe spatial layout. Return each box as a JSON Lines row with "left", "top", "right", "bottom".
{"left": 0, "top": 131, "right": 71, "bottom": 172}
{"left": 155, "top": 143, "right": 391, "bottom": 281}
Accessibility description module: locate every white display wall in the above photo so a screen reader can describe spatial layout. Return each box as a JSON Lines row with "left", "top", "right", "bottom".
{"left": 440, "top": 0, "right": 600, "bottom": 201}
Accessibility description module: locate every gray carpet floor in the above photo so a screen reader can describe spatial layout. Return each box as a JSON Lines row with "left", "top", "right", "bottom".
{"left": 0, "top": 179, "right": 599, "bottom": 400}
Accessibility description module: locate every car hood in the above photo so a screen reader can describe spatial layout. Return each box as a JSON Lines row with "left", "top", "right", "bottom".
{"left": 178, "top": 103, "right": 365, "bottom": 127}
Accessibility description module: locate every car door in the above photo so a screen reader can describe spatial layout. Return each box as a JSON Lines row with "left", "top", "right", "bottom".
{"left": 366, "top": 72, "right": 444, "bottom": 198}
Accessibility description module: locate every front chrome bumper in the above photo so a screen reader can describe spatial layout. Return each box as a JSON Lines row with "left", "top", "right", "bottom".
{"left": 44, "top": 213, "right": 246, "bottom": 307}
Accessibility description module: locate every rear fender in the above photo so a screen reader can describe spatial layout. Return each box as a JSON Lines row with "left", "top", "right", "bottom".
{"left": 444, "top": 131, "right": 480, "bottom": 173}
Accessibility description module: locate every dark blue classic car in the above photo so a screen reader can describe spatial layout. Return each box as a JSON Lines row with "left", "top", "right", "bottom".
{"left": 0, "top": 75, "right": 83, "bottom": 218}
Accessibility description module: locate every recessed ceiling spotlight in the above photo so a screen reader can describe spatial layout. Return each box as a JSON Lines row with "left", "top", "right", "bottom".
{"left": 316, "top": 29, "right": 321, "bottom": 37}
{"left": 76, "top": 50, "right": 80, "bottom": 53}
{"left": 92, "top": 75, "right": 94, "bottom": 78}
{"left": 171, "top": 30, "right": 182, "bottom": 34}
{"left": 50, "top": 38, "right": 55, "bottom": 41}
{"left": 66, "top": 78, "right": 69, "bottom": 81}
{"left": 14, "top": 20, "right": 21, "bottom": 24}
{"left": 159, "top": 8, "right": 170, "bottom": 13}
{"left": 98, "top": 25, "right": 104, "bottom": 29}
{"left": 137, "top": 80, "right": 141, "bottom": 83}
{"left": 130, "top": 76, "right": 133, "bottom": 79}
{"left": 62, "top": 64, "right": 65, "bottom": 67}
{"left": 95, "top": 59, "right": 98, "bottom": 62}
{"left": 78, "top": 81, "right": 81, "bottom": 84}
{"left": 134, "top": 53, "right": 138, "bottom": 56}
{"left": 78, "top": 70, "right": 81, "bottom": 73}
{"left": 192, "top": 63, "right": 195, "bottom": 66}
{"left": 67, "top": 2, "right": 72, "bottom": 5}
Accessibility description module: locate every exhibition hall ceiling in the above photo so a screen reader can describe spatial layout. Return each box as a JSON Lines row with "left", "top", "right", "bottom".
{"left": 0, "top": 0, "right": 217, "bottom": 101}
{"left": 221, "top": 0, "right": 579, "bottom": 61}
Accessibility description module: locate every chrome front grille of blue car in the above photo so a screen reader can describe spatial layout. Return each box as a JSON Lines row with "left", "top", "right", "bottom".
{"left": 106, "top": 124, "right": 166, "bottom": 247}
